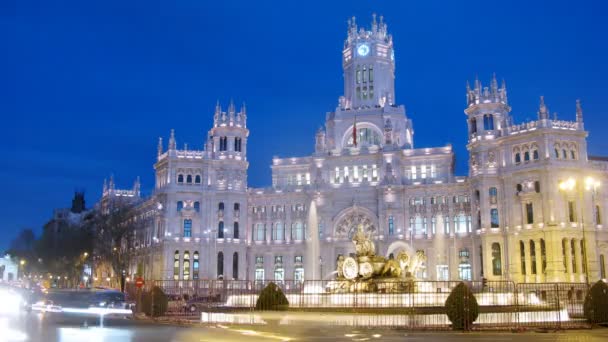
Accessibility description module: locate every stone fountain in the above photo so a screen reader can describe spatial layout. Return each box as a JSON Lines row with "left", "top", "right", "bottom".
{"left": 327, "top": 224, "right": 426, "bottom": 293}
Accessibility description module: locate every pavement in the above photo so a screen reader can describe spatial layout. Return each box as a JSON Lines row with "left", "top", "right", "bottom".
{"left": 3, "top": 310, "right": 608, "bottom": 341}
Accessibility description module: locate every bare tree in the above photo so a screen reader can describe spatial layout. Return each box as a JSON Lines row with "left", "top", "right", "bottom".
{"left": 90, "top": 201, "right": 144, "bottom": 291}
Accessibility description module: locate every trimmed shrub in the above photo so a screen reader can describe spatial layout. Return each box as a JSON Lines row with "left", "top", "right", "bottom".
{"left": 445, "top": 282, "right": 479, "bottom": 330}
{"left": 584, "top": 280, "right": 608, "bottom": 324}
{"left": 255, "top": 282, "right": 289, "bottom": 311}
{"left": 141, "top": 286, "right": 169, "bottom": 317}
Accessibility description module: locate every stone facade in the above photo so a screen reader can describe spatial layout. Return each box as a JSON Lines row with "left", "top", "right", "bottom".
{"left": 109, "top": 16, "right": 608, "bottom": 284}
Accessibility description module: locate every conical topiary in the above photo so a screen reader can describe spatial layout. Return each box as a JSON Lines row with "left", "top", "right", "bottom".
{"left": 584, "top": 280, "right": 608, "bottom": 324}
{"left": 445, "top": 282, "right": 479, "bottom": 330}
{"left": 255, "top": 282, "right": 289, "bottom": 311}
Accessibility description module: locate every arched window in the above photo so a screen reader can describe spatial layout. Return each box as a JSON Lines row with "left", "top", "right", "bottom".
{"left": 183, "top": 219, "right": 192, "bottom": 237}
{"left": 470, "top": 118, "right": 477, "bottom": 134}
{"left": 369, "top": 65, "right": 374, "bottom": 82}
{"left": 483, "top": 114, "right": 494, "bottom": 130}
{"left": 356, "top": 65, "right": 361, "bottom": 84}
{"left": 362, "top": 65, "right": 368, "bottom": 83}
{"left": 534, "top": 181, "right": 541, "bottom": 193}
{"left": 195, "top": 175, "right": 201, "bottom": 184}
{"left": 515, "top": 153, "right": 521, "bottom": 164}
{"left": 255, "top": 223, "right": 265, "bottom": 241}
{"left": 540, "top": 239, "right": 547, "bottom": 273}
{"left": 492, "top": 243, "right": 502, "bottom": 276}
{"left": 533, "top": 149, "right": 539, "bottom": 160}
{"left": 520, "top": 241, "right": 526, "bottom": 275}
{"left": 600, "top": 254, "right": 606, "bottom": 279}
{"left": 234, "top": 137, "right": 241, "bottom": 152}
{"left": 347, "top": 127, "right": 382, "bottom": 147}
{"left": 183, "top": 251, "right": 190, "bottom": 280}
{"left": 524, "top": 151, "right": 530, "bottom": 162}
{"left": 555, "top": 148, "right": 560, "bottom": 159}
{"left": 194, "top": 201, "right": 200, "bottom": 212}
{"left": 173, "top": 251, "right": 180, "bottom": 280}
{"left": 186, "top": 175, "right": 192, "bottom": 183}
{"left": 292, "top": 222, "right": 304, "bottom": 241}
{"left": 193, "top": 252, "right": 199, "bottom": 280}
{"left": 571, "top": 239, "right": 577, "bottom": 273}
{"left": 596, "top": 205, "right": 602, "bottom": 225}
{"left": 570, "top": 149, "right": 577, "bottom": 160}
{"left": 388, "top": 215, "right": 395, "bottom": 235}
{"left": 217, "top": 252, "right": 224, "bottom": 279}
{"left": 581, "top": 240, "right": 587, "bottom": 274}
{"left": 562, "top": 149, "right": 567, "bottom": 159}
{"left": 233, "top": 222, "right": 239, "bottom": 239}
{"left": 177, "top": 201, "right": 183, "bottom": 212}
{"left": 454, "top": 214, "right": 467, "bottom": 233}
{"left": 530, "top": 240, "right": 537, "bottom": 275}
{"left": 218, "top": 202, "right": 224, "bottom": 211}
{"left": 233, "top": 252, "right": 239, "bottom": 280}
{"left": 273, "top": 223, "right": 284, "bottom": 241}
{"left": 490, "top": 209, "right": 499, "bottom": 228}
{"left": 178, "top": 174, "right": 184, "bottom": 183}
{"left": 218, "top": 221, "right": 224, "bottom": 239}
{"left": 234, "top": 203, "right": 240, "bottom": 211}
{"left": 562, "top": 239, "right": 568, "bottom": 273}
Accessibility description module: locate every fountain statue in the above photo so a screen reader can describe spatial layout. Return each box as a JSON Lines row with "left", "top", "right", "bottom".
{"left": 327, "top": 224, "right": 426, "bottom": 293}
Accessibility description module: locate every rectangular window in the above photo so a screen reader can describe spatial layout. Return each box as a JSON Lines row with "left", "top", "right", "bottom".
{"left": 430, "top": 165, "right": 436, "bottom": 178}
{"left": 421, "top": 165, "right": 427, "bottom": 179}
{"left": 568, "top": 201, "right": 576, "bottom": 223}
{"left": 294, "top": 255, "right": 303, "bottom": 264}
{"left": 372, "top": 165, "right": 378, "bottom": 181}
{"left": 459, "top": 264, "right": 472, "bottom": 281}
{"left": 353, "top": 166, "right": 359, "bottom": 181}
{"left": 294, "top": 267, "right": 304, "bottom": 282}
{"left": 526, "top": 203, "right": 534, "bottom": 224}
{"left": 436, "top": 265, "right": 449, "bottom": 281}
{"left": 490, "top": 208, "right": 499, "bottom": 228}
{"left": 183, "top": 219, "right": 192, "bottom": 238}
{"left": 363, "top": 165, "right": 369, "bottom": 181}
{"left": 344, "top": 166, "right": 349, "bottom": 183}
{"left": 255, "top": 256, "right": 264, "bottom": 264}
{"left": 411, "top": 166, "right": 417, "bottom": 180}
{"left": 305, "top": 173, "right": 311, "bottom": 185}
{"left": 255, "top": 268, "right": 265, "bottom": 282}
{"left": 444, "top": 216, "right": 450, "bottom": 234}
{"left": 274, "top": 256, "right": 283, "bottom": 264}
{"left": 274, "top": 268, "right": 285, "bottom": 283}
{"left": 388, "top": 216, "right": 394, "bottom": 235}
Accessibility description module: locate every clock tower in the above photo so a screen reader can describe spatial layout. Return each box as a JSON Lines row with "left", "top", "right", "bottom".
{"left": 341, "top": 14, "right": 395, "bottom": 110}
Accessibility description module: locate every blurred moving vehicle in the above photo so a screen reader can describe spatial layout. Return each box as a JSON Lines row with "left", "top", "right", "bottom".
{"left": 182, "top": 293, "right": 222, "bottom": 313}
{"left": 31, "top": 288, "right": 133, "bottom": 318}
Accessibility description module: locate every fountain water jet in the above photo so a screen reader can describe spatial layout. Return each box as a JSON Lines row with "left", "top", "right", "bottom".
{"left": 306, "top": 199, "right": 320, "bottom": 280}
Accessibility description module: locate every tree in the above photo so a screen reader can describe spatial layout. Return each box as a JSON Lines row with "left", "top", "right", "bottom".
{"left": 89, "top": 201, "right": 144, "bottom": 291}
{"left": 445, "top": 282, "right": 479, "bottom": 330}
{"left": 255, "top": 282, "right": 289, "bottom": 311}
{"left": 584, "top": 280, "right": 608, "bottom": 324}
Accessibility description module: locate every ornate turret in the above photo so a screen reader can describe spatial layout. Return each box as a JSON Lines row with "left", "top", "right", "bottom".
{"left": 157, "top": 137, "right": 163, "bottom": 160}
{"left": 538, "top": 96, "right": 549, "bottom": 120}
{"left": 315, "top": 126, "right": 326, "bottom": 153}
{"left": 576, "top": 99, "right": 584, "bottom": 124}
{"left": 342, "top": 14, "right": 395, "bottom": 109}
{"left": 168, "top": 129, "right": 176, "bottom": 150}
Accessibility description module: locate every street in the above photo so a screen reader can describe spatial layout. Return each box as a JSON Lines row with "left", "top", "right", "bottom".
{"left": 2, "top": 311, "right": 608, "bottom": 342}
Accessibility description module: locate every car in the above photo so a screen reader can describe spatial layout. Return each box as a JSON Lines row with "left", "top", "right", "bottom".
{"left": 182, "top": 293, "right": 222, "bottom": 313}
{"left": 31, "top": 289, "right": 133, "bottom": 319}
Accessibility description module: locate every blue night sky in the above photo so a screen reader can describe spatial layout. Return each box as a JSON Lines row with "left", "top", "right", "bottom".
{"left": 2, "top": 0, "right": 608, "bottom": 250}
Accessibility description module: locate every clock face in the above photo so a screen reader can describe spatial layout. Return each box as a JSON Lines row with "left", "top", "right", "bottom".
{"left": 357, "top": 44, "right": 370, "bottom": 57}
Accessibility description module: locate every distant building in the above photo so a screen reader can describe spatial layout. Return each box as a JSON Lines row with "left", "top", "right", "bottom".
{"left": 43, "top": 191, "right": 92, "bottom": 249}
{"left": 0, "top": 255, "right": 18, "bottom": 282}
{"left": 107, "top": 15, "right": 608, "bottom": 284}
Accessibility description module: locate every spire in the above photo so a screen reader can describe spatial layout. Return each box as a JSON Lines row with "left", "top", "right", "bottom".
{"left": 109, "top": 174, "right": 115, "bottom": 191}
{"left": 466, "top": 80, "right": 471, "bottom": 92}
{"left": 371, "top": 13, "right": 377, "bottom": 33}
{"left": 103, "top": 178, "right": 108, "bottom": 193}
{"left": 157, "top": 137, "right": 163, "bottom": 159}
{"left": 538, "top": 96, "right": 548, "bottom": 120}
{"left": 491, "top": 72, "right": 498, "bottom": 94}
{"left": 133, "top": 176, "right": 140, "bottom": 195}
{"left": 228, "top": 98, "right": 235, "bottom": 120}
{"left": 576, "top": 99, "right": 583, "bottom": 123}
{"left": 169, "top": 129, "right": 176, "bottom": 150}
{"left": 240, "top": 102, "right": 246, "bottom": 116}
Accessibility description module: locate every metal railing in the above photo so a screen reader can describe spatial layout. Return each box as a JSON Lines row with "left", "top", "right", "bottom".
{"left": 132, "top": 279, "right": 591, "bottom": 330}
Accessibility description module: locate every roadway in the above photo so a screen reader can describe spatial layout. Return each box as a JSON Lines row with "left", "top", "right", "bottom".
{"left": 3, "top": 311, "right": 608, "bottom": 341}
